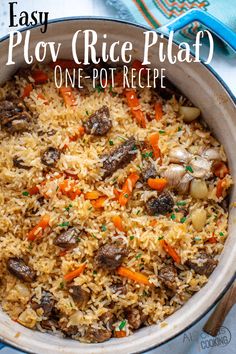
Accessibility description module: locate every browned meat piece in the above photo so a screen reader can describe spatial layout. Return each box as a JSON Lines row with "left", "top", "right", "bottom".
{"left": 40, "top": 319, "right": 59, "bottom": 331}
{"left": 41, "top": 147, "right": 61, "bottom": 167}
{"left": 155, "top": 78, "right": 182, "bottom": 100}
{"left": 110, "top": 281, "right": 127, "bottom": 295}
{"left": 53, "top": 227, "right": 80, "bottom": 249}
{"left": 100, "top": 311, "right": 116, "bottom": 330}
{"left": 125, "top": 308, "right": 147, "bottom": 330}
{"left": 84, "top": 327, "right": 112, "bottom": 343}
{"left": 141, "top": 164, "right": 157, "bottom": 182}
{"left": 102, "top": 136, "right": 138, "bottom": 178}
{"left": 58, "top": 318, "right": 78, "bottom": 337}
{"left": 13, "top": 156, "right": 31, "bottom": 170}
{"left": 15, "top": 68, "right": 32, "bottom": 81}
{"left": 0, "top": 100, "right": 31, "bottom": 133}
{"left": 7, "top": 257, "right": 36, "bottom": 282}
{"left": 186, "top": 253, "right": 218, "bottom": 277}
{"left": 158, "top": 265, "right": 178, "bottom": 291}
{"left": 69, "top": 285, "right": 90, "bottom": 305}
{"left": 83, "top": 106, "right": 112, "bottom": 136}
{"left": 95, "top": 243, "right": 128, "bottom": 270}
{"left": 39, "top": 291, "right": 55, "bottom": 317}
{"left": 146, "top": 192, "right": 174, "bottom": 216}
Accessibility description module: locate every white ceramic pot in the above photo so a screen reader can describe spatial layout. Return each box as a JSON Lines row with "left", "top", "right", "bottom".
{"left": 0, "top": 16, "right": 235, "bottom": 354}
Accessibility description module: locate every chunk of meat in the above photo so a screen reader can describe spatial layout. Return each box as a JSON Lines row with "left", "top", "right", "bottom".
{"left": 158, "top": 265, "right": 178, "bottom": 291}
{"left": 39, "top": 291, "right": 55, "bottom": 317}
{"left": 126, "top": 308, "right": 147, "bottom": 330}
{"left": 84, "top": 327, "right": 112, "bottom": 343}
{"left": 53, "top": 227, "right": 80, "bottom": 249}
{"left": 186, "top": 253, "right": 218, "bottom": 277}
{"left": 95, "top": 243, "right": 128, "bottom": 270}
{"left": 146, "top": 192, "right": 174, "bottom": 215}
{"left": 58, "top": 318, "right": 78, "bottom": 337}
{"left": 40, "top": 319, "right": 59, "bottom": 331}
{"left": 0, "top": 100, "right": 31, "bottom": 133}
{"left": 141, "top": 163, "right": 157, "bottom": 182}
{"left": 102, "top": 136, "right": 138, "bottom": 178}
{"left": 13, "top": 156, "right": 31, "bottom": 170}
{"left": 7, "top": 257, "right": 36, "bottom": 282}
{"left": 83, "top": 105, "right": 112, "bottom": 136}
{"left": 69, "top": 285, "right": 90, "bottom": 305}
{"left": 100, "top": 311, "right": 116, "bottom": 330}
{"left": 41, "top": 147, "right": 61, "bottom": 167}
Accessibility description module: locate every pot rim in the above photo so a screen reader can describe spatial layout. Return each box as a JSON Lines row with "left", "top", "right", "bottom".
{"left": 0, "top": 16, "right": 235, "bottom": 354}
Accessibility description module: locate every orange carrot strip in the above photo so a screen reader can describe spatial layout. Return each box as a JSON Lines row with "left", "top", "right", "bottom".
{"left": 59, "top": 86, "right": 77, "bottom": 107}
{"left": 64, "top": 264, "right": 86, "bottom": 282}
{"left": 216, "top": 178, "right": 226, "bottom": 198}
{"left": 213, "top": 161, "right": 229, "bottom": 178}
{"left": 125, "top": 89, "right": 146, "bottom": 128}
{"left": 160, "top": 240, "right": 181, "bottom": 264}
{"left": 113, "top": 188, "right": 121, "bottom": 200}
{"left": 84, "top": 191, "right": 101, "bottom": 200}
{"left": 119, "top": 172, "right": 139, "bottom": 206}
{"left": 22, "top": 84, "right": 33, "bottom": 99}
{"left": 154, "top": 102, "right": 163, "bottom": 121}
{"left": 117, "top": 266, "right": 151, "bottom": 286}
{"left": 132, "top": 59, "right": 148, "bottom": 76}
{"left": 31, "top": 70, "right": 49, "bottom": 84}
{"left": 28, "top": 185, "right": 40, "bottom": 195}
{"left": 27, "top": 215, "right": 50, "bottom": 241}
{"left": 208, "top": 237, "right": 217, "bottom": 244}
{"left": 112, "top": 215, "right": 124, "bottom": 232}
{"left": 147, "top": 178, "right": 167, "bottom": 191}
{"left": 91, "top": 196, "right": 107, "bottom": 209}
{"left": 69, "top": 126, "right": 85, "bottom": 142}
{"left": 115, "top": 330, "right": 126, "bottom": 338}
{"left": 59, "top": 179, "right": 81, "bottom": 200}
{"left": 148, "top": 132, "right": 161, "bottom": 161}
{"left": 150, "top": 219, "right": 157, "bottom": 227}
{"left": 49, "top": 59, "right": 80, "bottom": 70}
{"left": 37, "top": 93, "right": 49, "bottom": 105}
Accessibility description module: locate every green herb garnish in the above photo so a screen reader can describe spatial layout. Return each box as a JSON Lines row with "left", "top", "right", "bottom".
{"left": 170, "top": 213, "right": 176, "bottom": 220}
{"left": 176, "top": 201, "right": 186, "bottom": 206}
{"left": 85, "top": 110, "right": 89, "bottom": 116}
{"left": 65, "top": 204, "right": 72, "bottom": 212}
{"left": 180, "top": 217, "right": 186, "bottom": 223}
{"left": 130, "top": 236, "right": 135, "bottom": 241}
{"left": 95, "top": 84, "right": 104, "bottom": 93}
{"left": 136, "top": 210, "right": 141, "bottom": 215}
{"left": 185, "top": 166, "right": 193, "bottom": 173}
{"left": 101, "top": 224, "right": 107, "bottom": 232}
{"left": 158, "top": 236, "right": 164, "bottom": 240}
{"left": 119, "top": 320, "right": 126, "bottom": 330}
{"left": 178, "top": 126, "right": 182, "bottom": 132}
{"left": 22, "top": 191, "right": 29, "bottom": 196}
{"left": 219, "top": 232, "right": 224, "bottom": 236}
{"left": 135, "top": 253, "right": 142, "bottom": 259}
{"left": 159, "top": 130, "right": 165, "bottom": 134}
{"left": 58, "top": 221, "right": 69, "bottom": 227}
{"left": 109, "top": 140, "right": 114, "bottom": 146}
{"left": 93, "top": 270, "right": 97, "bottom": 275}
{"left": 59, "top": 282, "right": 64, "bottom": 289}
{"left": 194, "top": 237, "right": 201, "bottom": 241}
{"left": 142, "top": 151, "right": 153, "bottom": 158}
{"left": 124, "top": 193, "right": 129, "bottom": 198}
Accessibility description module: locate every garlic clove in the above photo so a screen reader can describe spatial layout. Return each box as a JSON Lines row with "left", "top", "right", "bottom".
{"left": 180, "top": 106, "right": 201, "bottom": 123}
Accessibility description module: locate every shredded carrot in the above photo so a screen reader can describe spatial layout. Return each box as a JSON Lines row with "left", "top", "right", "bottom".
{"left": 115, "top": 330, "right": 126, "bottom": 338}
{"left": 64, "top": 264, "right": 86, "bottom": 282}
{"left": 119, "top": 172, "right": 139, "bottom": 206}
{"left": 208, "top": 237, "right": 217, "bottom": 244}
{"left": 28, "top": 174, "right": 63, "bottom": 195}
{"left": 113, "top": 188, "right": 121, "bottom": 200}
{"left": 59, "top": 179, "right": 81, "bottom": 200}
{"left": 59, "top": 250, "right": 67, "bottom": 257}
{"left": 213, "top": 161, "right": 229, "bottom": 178}
{"left": 112, "top": 215, "right": 124, "bottom": 232}
{"left": 37, "top": 93, "right": 49, "bottom": 104}
{"left": 160, "top": 239, "right": 181, "bottom": 264}
{"left": 150, "top": 219, "right": 157, "bottom": 227}
{"left": 125, "top": 89, "right": 146, "bottom": 128}
{"left": 147, "top": 178, "right": 167, "bottom": 191}
{"left": 148, "top": 132, "right": 161, "bottom": 161}
{"left": 216, "top": 178, "right": 226, "bottom": 198}
{"left": 28, "top": 185, "right": 40, "bottom": 195}
{"left": 31, "top": 70, "right": 49, "bottom": 84}
{"left": 84, "top": 191, "right": 101, "bottom": 200}
{"left": 69, "top": 126, "right": 85, "bottom": 142}
{"left": 91, "top": 196, "right": 107, "bottom": 209}
{"left": 27, "top": 215, "right": 50, "bottom": 241}
{"left": 132, "top": 59, "right": 148, "bottom": 76}
{"left": 117, "top": 266, "right": 151, "bottom": 286}
{"left": 154, "top": 102, "right": 163, "bottom": 121}
{"left": 22, "top": 84, "right": 33, "bottom": 99}
{"left": 59, "top": 86, "right": 77, "bottom": 107}
{"left": 49, "top": 59, "right": 80, "bottom": 70}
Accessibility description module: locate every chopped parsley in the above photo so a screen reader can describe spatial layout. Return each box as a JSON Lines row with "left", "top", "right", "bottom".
{"left": 22, "top": 191, "right": 29, "bottom": 196}
{"left": 194, "top": 237, "right": 201, "bottom": 241}
{"left": 119, "top": 320, "right": 126, "bottom": 330}
{"left": 59, "top": 282, "right": 64, "bottom": 289}
{"left": 159, "top": 130, "right": 165, "bottom": 134}
{"left": 180, "top": 217, "right": 186, "bottom": 223}
{"left": 109, "top": 140, "right": 114, "bottom": 146}
{"left": 142, "top": 151, "right": 153, "bottom": 158}
{"left": 136, "top": 210, "right": 141, "bottom": 215}
{"left": 95, "top": 84, "right": 104, "bottom": 93}
{"left": 65, "top": 204, "right": 72, "bottom": 212}
{"left": 28, "top": 243, "right": 33, "bottom": 250}
{"left": 135, "top": 253, "right": 142, "bottom": 259}
{"left": 158, "top": 236, "right": 164, "bottom": 240}
{"left": 130, "top": 236, "right": 135, "bottom": 240}
{"left": 101, "top": 224, "right": 107, "bottom": 232}
{"left": 93, "top": 270, "right": 97, "bottom": 275}
{"left": 118, "top": 136, "right": 126, "bottom": 141}
{"left": 124, "top": 193, "right": 129, "bottom": 198}
{"left": 176, "top": 201, "right": 186, "bottom": 206}
{"left": 170, "top": 213, "right": 176, "bottom": 220}
{"left": 85, "top": 110, "right": 89, "bottom": 116}
{"left": 143, "top": 290, "right": 149, "bottom": 296}
{"left": 219, "top": 232, "right": 224, "bottom": 236}
{"left": 185, "top": 166, "right": 193, "bottom": 173}
{"left": 132, "top": 144, "right": 137, "bottom": 151}
{"left": 58, "top": 221, "right": 69, "bottom": 227}
{"left": 178, "top": 126, "right": 182, "bottom": 132}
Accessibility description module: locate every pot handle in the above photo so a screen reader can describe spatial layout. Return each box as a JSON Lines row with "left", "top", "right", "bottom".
{"left": 159, "top": 8, "right": 236, "bottom": 52}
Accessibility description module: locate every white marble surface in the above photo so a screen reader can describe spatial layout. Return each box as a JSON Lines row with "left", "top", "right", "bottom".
{"left": 0, "top": 1, "right": 235, "bottom": 354}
